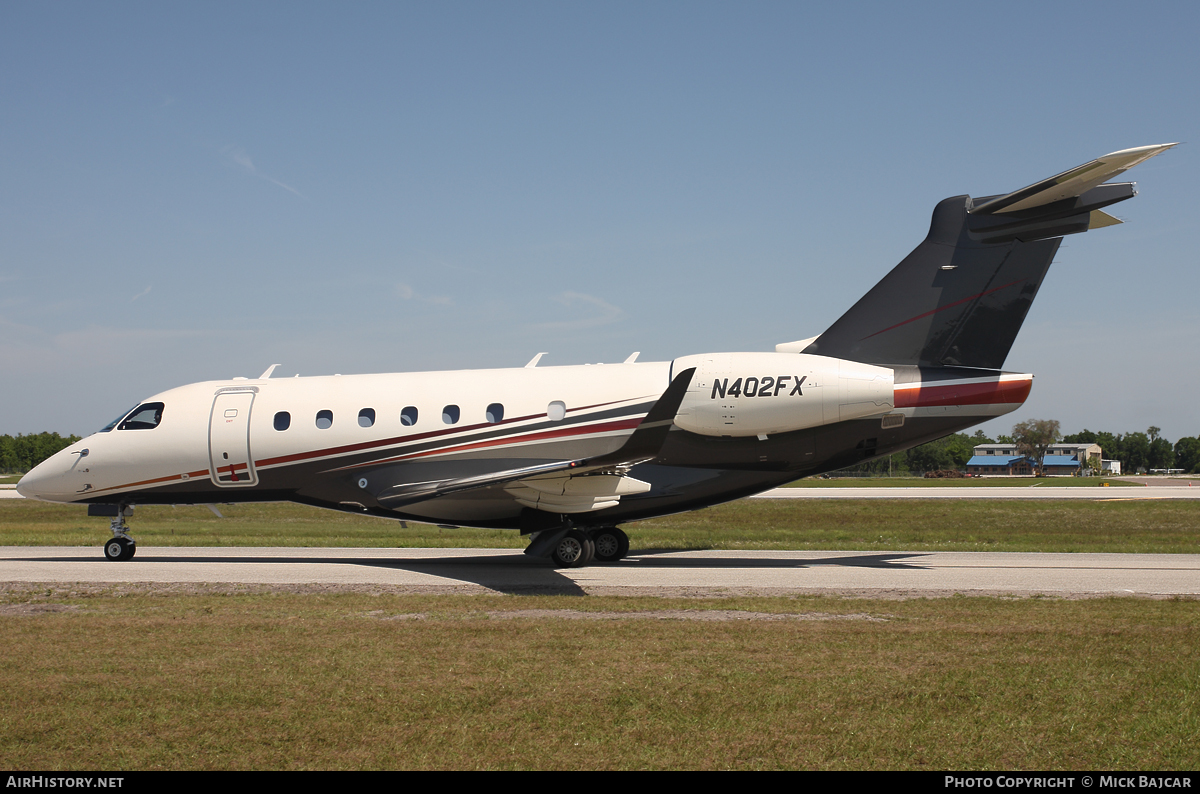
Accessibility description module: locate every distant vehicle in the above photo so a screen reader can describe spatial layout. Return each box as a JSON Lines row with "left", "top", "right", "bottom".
{"left": 18, "top": 144, "right": 1175, "bottom": 566}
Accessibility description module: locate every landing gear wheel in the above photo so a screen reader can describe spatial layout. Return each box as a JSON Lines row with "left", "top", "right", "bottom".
{"left": 550, "top": 530, "right": 592, "bottom": 568}
{"left": 591, "top": 527, "right": 630, "bottom": 562}
{"left": 104, "top": 537, "right": 136, "bottom": 562}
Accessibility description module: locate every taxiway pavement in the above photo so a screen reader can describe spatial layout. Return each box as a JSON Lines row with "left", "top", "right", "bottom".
{"left": 1, "top": 546, "right": 1197, "bottom": 598}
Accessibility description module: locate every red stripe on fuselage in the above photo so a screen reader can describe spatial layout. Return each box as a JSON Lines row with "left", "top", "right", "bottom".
{"left": 331, "top": 417, "right": 645, "bottom": 469}
{"left": 894, "top": 378, "right": 1031, "bottom": 408}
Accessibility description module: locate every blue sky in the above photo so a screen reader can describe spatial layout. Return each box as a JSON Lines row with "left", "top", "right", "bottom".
{"left": 2, "top": 1, "right": 1197, "bottom": 442}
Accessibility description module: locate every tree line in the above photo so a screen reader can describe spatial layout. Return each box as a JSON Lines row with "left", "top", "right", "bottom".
{"left": 1061, "top": 427, "right": 1200, "bottom": 474}
{"left": 844, "top": 426, "right": 1200, "bottom": 476}
{"left": 0, "top": 433, "right": 83, "bottom": 474}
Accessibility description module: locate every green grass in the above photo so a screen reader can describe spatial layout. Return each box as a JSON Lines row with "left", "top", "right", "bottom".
{"left": 0, "top": 588, "right": 1195, "bottom": 770}
{"left": 2, "top": 498, "right": 1199, "bottom": 554}
{"left": 0, "top": 501, "right": 524, "bottom": 548}
{"left": 637, "top": 499, "right": 1200, "bottom": 554}
{"left": 0, "top": 476, "right": 20, "bottom": 485}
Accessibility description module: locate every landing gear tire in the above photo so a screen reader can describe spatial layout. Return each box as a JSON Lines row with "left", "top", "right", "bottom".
{"left": 551, "top": 530, "right": 593, "bottom": 568}
{"left": 591, "top": 527, "right": 630, "bottom": 562}
{"left": 104, "top": 537, "right": 136, "bottom": 562}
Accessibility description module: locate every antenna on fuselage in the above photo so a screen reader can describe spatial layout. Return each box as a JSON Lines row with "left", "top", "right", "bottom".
{"left": 259, "top": 364, "right": 280, "bottom": 379}
{"left": 624, "top": 352, "right": 640, "bottom": 363}
{"left": 525, "top": 352, "right": 548, "bottom": 368}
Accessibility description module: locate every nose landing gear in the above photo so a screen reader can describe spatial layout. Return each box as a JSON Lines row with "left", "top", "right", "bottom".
{"left": 103, "top": 536, "right": 136, "bottom": 561}
{"left": 89, "top": 504, "right": 137, "bottom": 561}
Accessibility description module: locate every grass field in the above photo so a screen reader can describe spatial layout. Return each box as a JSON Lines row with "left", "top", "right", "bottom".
{"left": 2, "top": 494, "right": 1198, "bottom": 770}
{"left": 0, "top": 586, "right": 1196, "bottom": 770}
{"left": 2, "top": 498, "right": 1199, "bottom": 554}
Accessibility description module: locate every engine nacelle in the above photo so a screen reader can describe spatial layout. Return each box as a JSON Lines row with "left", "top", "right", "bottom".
{"left": 671, "top": 352, "right": 894, "bottom": 437}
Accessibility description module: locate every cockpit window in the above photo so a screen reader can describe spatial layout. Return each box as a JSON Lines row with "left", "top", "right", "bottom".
{"left": 118, "top": 402, "right": 165, "bottom": 431}
{"left": 98, "top": 404, "right": 139, "bottom": 433}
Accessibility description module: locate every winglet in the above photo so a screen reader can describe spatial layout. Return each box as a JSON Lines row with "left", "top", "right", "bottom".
{"left": 584, "top": 367, "right": 695, "bottom": 468}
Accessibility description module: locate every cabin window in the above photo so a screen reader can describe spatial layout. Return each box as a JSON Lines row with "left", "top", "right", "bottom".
{"left": 118, "top": 403, "right": 165, "bottom": 431}
{"left": 316, "top": 410, "right": 333, "bottom": 429}
{"left": 442, "top": 405, "right": 460, "bottom": 425}
{"left": 547, "top": 401, "right": 566, "bottom": 422}
{"left": 274, "top": 412, "right": 291, "bottom": 431}
{"left": 486, "top": 403, "right": 504, "bottom": 424}
{"left": 358, "top": 408, "right": 376, "bottom": 428}
{"left": 401, "top": 406, "right": 418, "bottom": 427}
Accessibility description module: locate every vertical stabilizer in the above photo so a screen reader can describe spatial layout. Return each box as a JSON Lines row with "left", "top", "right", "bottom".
{"left": 802, "top": 144, "right": 1175, "bottom": 368}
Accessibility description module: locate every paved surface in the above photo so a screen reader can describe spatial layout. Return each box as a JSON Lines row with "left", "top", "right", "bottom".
{"left": 1, "top": 546, "right": 1197, "bottom": 598}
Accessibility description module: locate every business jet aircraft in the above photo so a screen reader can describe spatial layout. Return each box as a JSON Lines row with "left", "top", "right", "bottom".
{"left": 18, "top": 144, "right": 1175, "bottom": 567}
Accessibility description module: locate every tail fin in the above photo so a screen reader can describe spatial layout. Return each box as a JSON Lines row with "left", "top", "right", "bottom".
{"left": 802, "top": 144, "right": 1175, "bottom": 369}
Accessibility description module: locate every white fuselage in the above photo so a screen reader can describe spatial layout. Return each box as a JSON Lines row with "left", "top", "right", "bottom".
{"left": 17, "top": 352, "right": 1028, "bottom": 529}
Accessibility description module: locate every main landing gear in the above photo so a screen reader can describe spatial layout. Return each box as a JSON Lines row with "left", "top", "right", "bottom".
{"left": 591, "top": 526, "right": 630, "bottom": 562}
{"left": 549, "top": 526, "right": 630, "bottom": 569}
{"left": 93, "top": 504, "right": 137, "bottom": 561}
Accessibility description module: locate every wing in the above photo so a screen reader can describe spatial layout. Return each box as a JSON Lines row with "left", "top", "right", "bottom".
{"left": 374, "top": 367, "right": 696, "bottom": 511}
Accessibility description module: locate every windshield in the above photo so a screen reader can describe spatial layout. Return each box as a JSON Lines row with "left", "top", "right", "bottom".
{"left": 98, "top": 405, "right": 138, "bottom": 433}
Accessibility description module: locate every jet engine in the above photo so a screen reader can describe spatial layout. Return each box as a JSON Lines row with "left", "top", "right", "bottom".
{"left": 671, "top": 352, "right": 893, "bottom": 437}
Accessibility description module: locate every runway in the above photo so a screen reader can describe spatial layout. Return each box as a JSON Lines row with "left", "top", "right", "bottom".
{"left": 2, "top": 546, "right": 1197, "bottom": 598}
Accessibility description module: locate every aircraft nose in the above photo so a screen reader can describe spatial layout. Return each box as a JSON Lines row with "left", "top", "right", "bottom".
{"left": 16, "top": 447, "right": 86, "bottom": 502}
{"left": 15, "top": 463, "right": 50, "bottom": 500}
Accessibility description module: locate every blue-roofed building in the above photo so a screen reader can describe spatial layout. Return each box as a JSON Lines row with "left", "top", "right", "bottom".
{"left": 966, "top": 443, "right": 1102, "bottom": 476}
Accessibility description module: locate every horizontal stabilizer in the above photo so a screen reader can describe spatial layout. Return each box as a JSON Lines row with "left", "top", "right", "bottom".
{"left": 970, "top": 143, "right": 1175, "bottom": 215}
{"left": 375, "top": 368, "right": 695, "bottom": 510}
{"left": 1088, "top": 210, "right": 1122, "bottom": 229}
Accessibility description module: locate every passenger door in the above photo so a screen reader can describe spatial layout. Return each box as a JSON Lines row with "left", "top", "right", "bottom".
{"left": 209, "top": 389, "right": 259, "bottom": 487}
